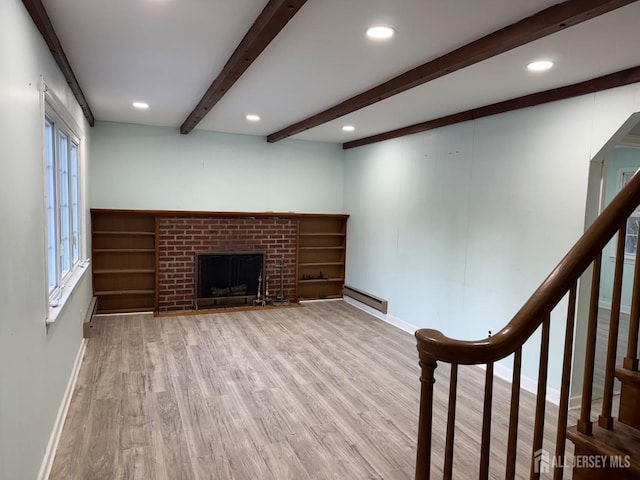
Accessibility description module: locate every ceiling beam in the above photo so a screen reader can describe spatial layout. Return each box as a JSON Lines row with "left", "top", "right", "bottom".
{"left": 180, "top": 0, "right": 307, "bottom": 134}
{"left": 22, "top": 0, "right": 95, "bottom": 126}
{"left": 343, "top": 65, "right": 640, "bottom": 149}
{"left": 267, "top": 0, "right": 638, "bottom": 143}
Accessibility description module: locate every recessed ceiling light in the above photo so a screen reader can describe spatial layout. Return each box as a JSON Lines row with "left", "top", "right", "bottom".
{"left": 527, "top": 60, "right": 554, "bottom": 72}
{"left": 132, "top": 102, "right": 149, "bottom": 109}
{"left": 246, "top": 114, "right": 260, "bottom": 122}
{"left": 366, "top": 25, "right": 395, "bottom": 40}
{"left": 342, "top": 125, "right": 355, "bottom": 132}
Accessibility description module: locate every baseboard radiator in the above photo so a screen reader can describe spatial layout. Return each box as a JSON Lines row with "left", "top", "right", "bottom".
{"left": 83, "top": 296, "right": 98, "bottom": 338}
{"left": 343, "top": 285, "right": 388, "bottom": 314}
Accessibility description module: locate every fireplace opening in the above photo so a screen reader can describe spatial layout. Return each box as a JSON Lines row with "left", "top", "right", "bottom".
{"left": 196, "top": 252, "right": 264, "bottom": 309}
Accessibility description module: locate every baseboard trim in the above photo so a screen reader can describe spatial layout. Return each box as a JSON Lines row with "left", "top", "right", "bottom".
{"left": 569, "top": 394, "right": 582, "bottom": 409}
{"left": 598, "top": 299, "right": 631, "bottom": 315}
{"left": 37, "top": 338, "right": 87, "bottom": 480}
{"left": 489, "top": 361, "right": 561, "bottom": 406}
{"left": 345, "top": 296, "right": 562, "bottom": 405}
{"left": 343, "top": 296, "right": 417, "bottom": 335}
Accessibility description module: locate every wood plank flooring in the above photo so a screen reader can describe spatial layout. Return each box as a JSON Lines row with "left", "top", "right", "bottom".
{"left": 593, "top": 308, "right": 634, "bottom": 400}
{"left": 50, "top": 300, "right": 581, "bottom": 479}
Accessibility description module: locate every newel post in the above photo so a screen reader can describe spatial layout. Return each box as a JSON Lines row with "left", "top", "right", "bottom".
{"left": 415, "top": 351, "right": 437, "bottom": 480}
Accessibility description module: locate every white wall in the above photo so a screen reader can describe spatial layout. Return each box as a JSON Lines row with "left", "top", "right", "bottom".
{"left": 344, "top": 85, "right": 640, "bottom": 389}
{"left": 91, "top": 122, "right": 345, "bottom": 213}
{"left": 0, "top": 1, "right": 93, "bottom": 478}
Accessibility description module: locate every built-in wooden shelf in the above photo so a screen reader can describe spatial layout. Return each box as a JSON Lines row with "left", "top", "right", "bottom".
{"left": 299, "top": 262, "right": 344, "bottom": 267}
{"left": 90, "top": 210, "right": 349, "bottom": 311}
{"left": 298, "top": 278, "right": 344, "bottom": 284}
{"left": 94, "top": 289, "right": 155, "bottom": 296}
{"left": 92, "top": 248, "right": 156, "bottom": 253}
{"left": 93, "top": 269, "right": 156, "bottom": 274}
{"left": 299, "top": 233, "right": 345, "bottom": 237}
{"left": 93, "top": 231, "right": 155, "bottom": 236}
{"left": 296, "top": 216, "right": 347, "bottom": 301}
{"left": 98, "top": 307, "right": 154, "bottom": 314}
{"left": 91, "top": 211, "right": 157, "bottom": 313}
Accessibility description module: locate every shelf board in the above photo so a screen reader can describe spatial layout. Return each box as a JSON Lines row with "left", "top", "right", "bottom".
{"left": 93, "top": 268, "right": 155, "bottom": 274}
{"left": 299, "top": 233, "right": 345, "bottom": 237}
{"left": 298, "top": 262, "right": 344, "bottom": 267}
{"left": 298, "top": 278, "right": 344, "bottom": 284}
{"left": 299, "top": 246, "right": 344, "bottom": 251}
{"left": 97, "top": 307, "right": 154, "bottom": 314}
{"left": 93, "top": 248, "right": 156, "bottom": 253}
{"left": 93, "top": 231, "right": 155, "bottom": 236}
{"left": 298, "top": 294, "right": 343, "bottom": 300}
{"left": 95, "top": 289, "right": 155, "bottom": 296}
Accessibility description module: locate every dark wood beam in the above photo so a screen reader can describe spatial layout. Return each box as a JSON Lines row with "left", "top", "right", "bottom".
{"left": 22, "top": 0, "right": 95, "bottom": 126}
{"left": 181, "top": 0, "right": 307, "bottom": 134}
{"left": 343, "top": 66, "right": 640, "bottom": 149}
{"left": 268, "top": 0, "right": 638, "bottom": 143}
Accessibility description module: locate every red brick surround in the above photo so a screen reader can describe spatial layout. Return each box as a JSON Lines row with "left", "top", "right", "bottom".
{"left": 158, "top": 216, "right": 296, "bottom": 313}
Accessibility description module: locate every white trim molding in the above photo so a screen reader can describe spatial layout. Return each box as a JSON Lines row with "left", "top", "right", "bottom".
{"left": 619, "top": 134, "right": 640, "bottom": 147}
{"left": 491, "top": 361, "right": 561, "bottom": 406}
{"left": 342, "top": 295, "right": 418, "bottom": 335}
{"left": 37, "top": 338, "right": 87, "bottom": 480}
{"left": 598, "top": 299, "right": 631, "bottom": 316}
{"left": 344, "top": 296, "right": 562, "bottom": 405}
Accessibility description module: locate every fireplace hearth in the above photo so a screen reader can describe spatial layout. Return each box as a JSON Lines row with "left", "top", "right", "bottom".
{"left": 196, "top": 252, "right": 264, "bottom": 309}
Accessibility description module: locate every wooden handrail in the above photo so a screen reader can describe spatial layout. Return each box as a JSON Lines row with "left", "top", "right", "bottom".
{"left": 416, "top": 168, "right": 640, "bottom": 364}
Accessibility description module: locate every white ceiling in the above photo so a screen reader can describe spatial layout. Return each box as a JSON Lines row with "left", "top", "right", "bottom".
{"left": 41, "top": 0, "right": 640, "bottom": 144}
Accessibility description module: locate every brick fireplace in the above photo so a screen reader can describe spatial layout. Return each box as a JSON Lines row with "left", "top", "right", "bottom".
{"left": 158, "top": 216, "right": 296, "bottom": 313}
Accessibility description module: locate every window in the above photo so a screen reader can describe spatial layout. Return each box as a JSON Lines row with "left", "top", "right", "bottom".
{"left": 44, "top": 95, "right": 83, "bottom": 303}
{"left": 620, "top": 169, "right": 640, "bottom": 256}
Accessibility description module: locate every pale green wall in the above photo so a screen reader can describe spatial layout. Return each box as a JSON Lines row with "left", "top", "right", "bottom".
{"left": 0, "top": 1, "right": 93, "bottom": 479}
{"left": 600, "top": 146, "right": 640, "bottom": 312}
{"left": 343, "top": 86, "right": 640, "bottom": 391}
{"left": 91, "top": 122, "right": 345, "bottom": 213}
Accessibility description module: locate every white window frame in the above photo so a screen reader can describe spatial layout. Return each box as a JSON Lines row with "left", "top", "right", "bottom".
{"left": 41, "top": 79, "right": 89, "bottom": 322}
{"left": 618, "top": 168, "right": 640, "bottom": 258}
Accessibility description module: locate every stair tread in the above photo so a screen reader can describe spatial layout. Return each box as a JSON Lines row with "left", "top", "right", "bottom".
{"left": 567, "top": 421, "right": 640, "bottom": 475}
{"left": 616, "top": 365, "right": 640, "bottom": 386}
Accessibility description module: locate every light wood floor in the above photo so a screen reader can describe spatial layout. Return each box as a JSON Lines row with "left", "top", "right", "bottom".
{"left": 593, "top": 308, "right": 634, "bottom": 400}
{"left": 51, "top": 300, "right": 584, "bottom": 479}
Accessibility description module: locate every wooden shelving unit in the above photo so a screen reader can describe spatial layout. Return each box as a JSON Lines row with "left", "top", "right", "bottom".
{"left": 89, "top": 210, "right": 347, "bottom": 312}
{"left": 91, "top": 211, "right": 156, "bottom": 313}
{"left": 297, "top": 215, "right": 348, "bottom": 300}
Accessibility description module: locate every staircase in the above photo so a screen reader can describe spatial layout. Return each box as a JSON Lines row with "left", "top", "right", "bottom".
{"left": 414, "top": 170, "right": 640, "bottom": 479}
{"left": 566, "top": 367, "right": 640, "bottom": 479}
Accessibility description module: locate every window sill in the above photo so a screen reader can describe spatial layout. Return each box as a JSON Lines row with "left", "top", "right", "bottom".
{"left": 46, "top": 260, "right": 91, "bottom": 325}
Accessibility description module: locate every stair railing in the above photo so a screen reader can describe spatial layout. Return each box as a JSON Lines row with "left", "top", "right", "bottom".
{"left": 415, "top": 169, "right": 640, "bottom": 479}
